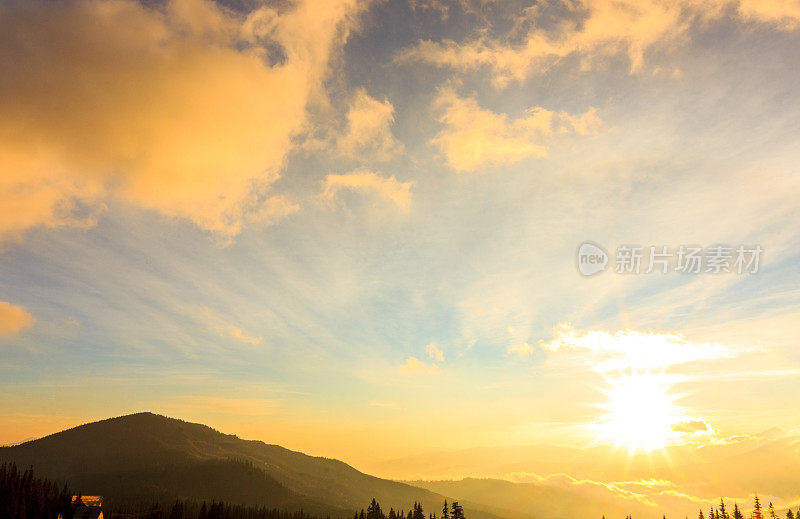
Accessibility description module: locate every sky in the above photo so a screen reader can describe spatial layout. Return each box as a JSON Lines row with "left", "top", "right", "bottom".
{"left": 1, "top": 0, "right": 800, "bottom": 509}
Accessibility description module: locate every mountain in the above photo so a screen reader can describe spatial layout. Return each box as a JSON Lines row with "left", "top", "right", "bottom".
{"left": 384, "top": 433, "right": 800, "bottom": 519}
{"left": 0, "top": 412, "right": 502, "bottom": 518}
{"left": 369, "top": 431, "right": 800, "bottom": 497}
{"left": 409, "top": 478, "right": 654, "bottom": 519}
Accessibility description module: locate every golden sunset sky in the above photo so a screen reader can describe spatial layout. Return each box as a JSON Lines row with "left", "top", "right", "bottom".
{"left": 1, "top": 0, "right": 800, "bottom": 515}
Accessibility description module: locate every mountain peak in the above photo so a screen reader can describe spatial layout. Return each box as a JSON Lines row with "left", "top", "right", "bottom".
{"left": 0, "top": 413, "right": 482, "bottom": 518}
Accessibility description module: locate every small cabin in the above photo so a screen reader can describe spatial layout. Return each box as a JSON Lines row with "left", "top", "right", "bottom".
{"left": 72, "top": 495, "right": 104, "bottom": 519}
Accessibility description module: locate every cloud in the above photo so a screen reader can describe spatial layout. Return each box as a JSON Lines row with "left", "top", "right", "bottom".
{"left": 336, "top": 88, "right": 404, "bottom": 161}
{"left": 739, "top": 0, "right": 800, "bottom": 29}
{"left": 539, "top": 323, "right": 733, "bottom": 372}
{"left": 426, "top": 342, "right": 445, "bottom": 361}
{"left": 322, "top": 169, "right": 413, "bottom": 210}
{"left": 507, "top": 342, "right": 535, "bottom": 358}
{"left": 398, "top": 0, "right": 800, "bottom": 88}
{"left": 398, "top": 356, "right": 440, "bottom": 375}
{"left": 0, "top": 302, "right": 35, "bottom": 337}
{"left": 432, "top": 88, "right": 599, "bottom": 172}
{"left": 161, "top": 395, "right": 276, "bottom": 416}
{"left": 215, "top": 325, "right": 263, "bottom": 346}
{"left": 0, "top": 0, "right": 365, "bottom": 241}
{"left": 672, "top": 419, "right": 713, "bottom": 434}
{"left": 369, "top": 401, "right": 401, "bottom": 409}
{"left": 204, "top": 307, "right": 263, "bottom": 345}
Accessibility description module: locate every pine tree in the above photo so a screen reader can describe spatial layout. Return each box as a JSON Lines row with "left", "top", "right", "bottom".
{"left": 786, "top": 510, "right": 795, "bottom": 519}
{"left": 719, "top": 499, "right": 729, "bottom": 519}
{"left": 769, "top": 503, "right": 777, "bottom": 519}
{"left": 732, "top": 503, "right": 743, "bottom": 519}
{"left": 367, "top": 498, "right": 384, "bottom": 519}
{"left": 170, "top": 500, "right": 185, "bottom": 519}
{"left": 700, "top": 510, "right": 705, "bottom": 519}
{"left": 450, "top": 501, "right": 465, "bottom": 519}
{"left": 442, "top": 500, "right": 449, "bottom": 519}
{"left": 753, "top": 495, "right": 764, "bottom": 519}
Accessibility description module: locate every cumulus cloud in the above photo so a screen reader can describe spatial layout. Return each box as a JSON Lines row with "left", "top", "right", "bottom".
{"left": 539, "top": 323, "right": 733, "bottom": 372}
{"left": 0, "top": 0, "right": 365, "bottom": 241}
{"left": 336, "top": 88, "right": 404, "bottom": 161}
{"left": 432, "top": 88, "right": 599, "bottom": 172}
{"left": 322, "top": 169, "right": 413, "bottom": 210}
{"left": 426, "top": 342, "right": 445, "bottom": 361}
{"left": 0, "top": 302, "right": 35, "bottom": 337}
{"left": 398, "top": 356, "right": 440, "bottom": 375}
{"left": 399, "top": 0, "right": 800, "bottom": 87}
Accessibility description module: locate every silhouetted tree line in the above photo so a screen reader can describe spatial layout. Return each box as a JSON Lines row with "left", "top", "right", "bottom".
{"left": 699, "top": 496, "right": 799, "bottom": 519}
{"left": 107, "top": 499, "right": 320, "bottom": 519}
{"left": 105, "top": 497, "right": 466, "bottom": 519}
{"left": 0, "top": 462, "right": 77, "bottom": 519}
{"left": 602, "top": 495, "right": 800, "bottom": 519}
{"left": 352, "top": 498, "right": 465, "bottom": 519}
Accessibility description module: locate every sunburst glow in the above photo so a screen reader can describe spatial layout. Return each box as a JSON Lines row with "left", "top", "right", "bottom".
{"left": 596, "top": 372, "right": 686, "bottom": 453}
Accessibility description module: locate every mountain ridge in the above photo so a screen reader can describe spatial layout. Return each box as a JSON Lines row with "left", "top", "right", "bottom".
{"left": 0, "top": 412, "right": 504, "bottom": 519}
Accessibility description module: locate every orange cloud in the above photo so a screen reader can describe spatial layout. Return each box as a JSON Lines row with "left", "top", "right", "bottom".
{"left": 215, "top": 325, "right": 263, "bottom": 346}
{"left": 336, "top": 88, "right": 404, "bottom": 161}
{"left": 738, "top": 0, "right": 800, "bottom": 29}
{"left": 0, "top": 0, "right": 364, "bottom": 241}
{"left": 0, "top": 302, "right": 35, "bottom": 336}
{"left": 322, "top": 170, "right": 413, "bottom": 210}
{"left": 399, "top": 0, "right": 800, "bottom": 87}
{"left": 433, "top": 88, "right": 599, "bottom": 172}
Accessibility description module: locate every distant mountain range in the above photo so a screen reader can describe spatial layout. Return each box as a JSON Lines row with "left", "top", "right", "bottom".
{"left": 0, "top": 413, "right": 506, "bottom": 518}
{"left": 3, "top": 413, "right": 798, "bottom": 519}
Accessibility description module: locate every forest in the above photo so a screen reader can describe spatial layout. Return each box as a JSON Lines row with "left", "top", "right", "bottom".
{"left": 4, "top": 461, "right": 800, "bottom": 519}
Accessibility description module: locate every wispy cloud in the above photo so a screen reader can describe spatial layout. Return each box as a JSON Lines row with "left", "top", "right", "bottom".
{"left": 159, "top": 395, "right": 277, "bottom": 417}
{"left": 507, "top": 342, "right": 535, "bottom": 358}
{"left": 399, "top": 0, "right": 800, "bottom": 87}
{"left": 322, "top": 169, "right": 413, "bottom": 211}
{"left": 214, "top": 325, "right": 263, "bottom": 346}
{"left": 369, "top": 401, "right": 401, "bottom": 409}
{"left": 398, "top": 356, "right": 439, "bottom": 375}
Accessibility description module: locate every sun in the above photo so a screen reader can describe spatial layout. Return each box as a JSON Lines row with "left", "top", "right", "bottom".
{"left": 595, "top": 371, "right": 685, "bottom": 453}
